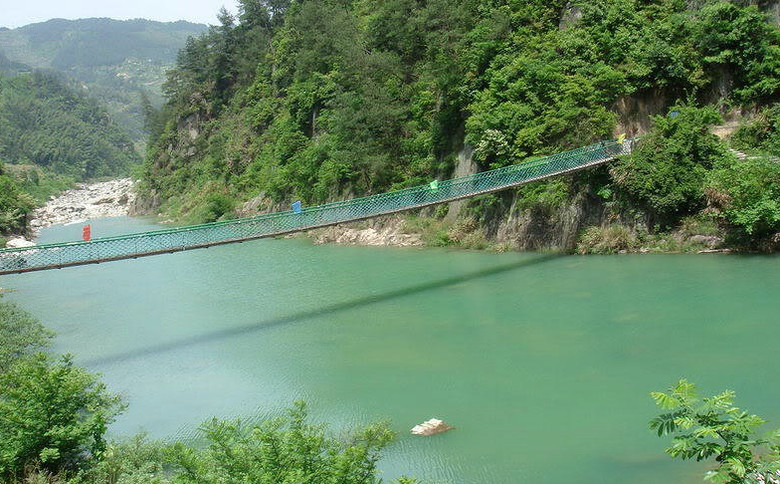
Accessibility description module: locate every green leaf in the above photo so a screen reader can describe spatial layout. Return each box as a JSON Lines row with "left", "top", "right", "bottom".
{"left": 651, "top": 391, "right": 680, "bottom": 410}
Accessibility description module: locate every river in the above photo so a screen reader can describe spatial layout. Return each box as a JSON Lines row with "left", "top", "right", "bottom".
{"left": 3, "top": 216, "right": 779, "bottom": 483}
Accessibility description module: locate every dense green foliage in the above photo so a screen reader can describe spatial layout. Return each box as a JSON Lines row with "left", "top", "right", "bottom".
{"left": 707, "top": 154, "right": 780, "bottom": 242}
{"left": 74, "top": 404, "right": 409, "bottom": 484}
{"left": 702, "top": 103, "right": 780, "bottom": 246}
{"left": 142, "top": 0, "right": 780, "bottom": 230}
{"left": 0, "top": 19, "right": 208, "bottom": 144}
{"left": 732, "top": 104, "right": 780, "bottom": 155}
{"left": 0, "top": 300, "right": 51, "bottom": 373}
{"left": 611, "top": 106, "right": 732, "bottom": 227}
{"left": 0, "top": 166, "right": 35, "bottom": 235}
{"left": 0, "top": 163, "right": 74, "bottom": 240}
{"left": 0, "top": 71, "right": 140, "bottom": 179}
{"left": 650, "top": 379, "right": 780, "bottom": 483}
{"left": 0, "top": 354, "right": 125, "bottom": 480}
{"left": 130, "top": 403, "right": 395, "bottom": 483}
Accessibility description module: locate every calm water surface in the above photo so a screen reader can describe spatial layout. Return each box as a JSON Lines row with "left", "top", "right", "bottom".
{"left": 4, "top": 217, "right": 779, "bottom": 483}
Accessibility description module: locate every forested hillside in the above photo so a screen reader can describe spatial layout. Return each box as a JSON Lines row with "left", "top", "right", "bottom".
{"left": 142, "top": 0, "right": 780, "bottom": 251}
{"left": 0, "top": 70, "right": 142, "bottom": 238}
{"left": 0, "top": 19, "right": 207, "bottom": 145}
{"left": 0, "top": 71, "right": 140, "bottom": 178}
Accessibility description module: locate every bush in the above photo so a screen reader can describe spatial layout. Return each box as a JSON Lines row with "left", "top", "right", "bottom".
{"left": 706, "top": 155, "right": 780, "bottom": 243}
{"left": 576, "top": 225, "right": 643, "bottom": 254}
{"left": 75, "top": 402, "right": 415, "bottom": 484}
{"left": 650, "top": 379, "right": 780, "bottom": 483}
{"left": 0, "top": 300, "right": 52, "bottom": 373}
{"left": 165, "top": 401, "right": 398, "bottom": 484}
{"left": 73, "top": 433, "right": 169, "bottom": 484}
{"left": 0, "top": 354, "right": 125, "bottom": 480}
{"left": 731, "top": 104, "right": 780, "bottom": 155}
{"left": 611, "top": 106, "right": 731, "bottom": 227}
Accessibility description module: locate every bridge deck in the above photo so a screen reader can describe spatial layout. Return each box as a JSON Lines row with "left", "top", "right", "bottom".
{"left": 0, "top": 139, "right": 634, "bottom": 275}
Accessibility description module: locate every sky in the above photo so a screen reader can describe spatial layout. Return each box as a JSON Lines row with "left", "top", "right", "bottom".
{"left": 0, "top": 0, "right": 241, "bottom": 29}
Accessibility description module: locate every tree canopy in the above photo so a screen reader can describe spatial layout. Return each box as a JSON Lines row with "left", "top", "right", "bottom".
{"left": 142, "top": 0, "right": 780, "bottom": 237}
{"left": 0, "top": 71, "right": 141, "bottom": 180}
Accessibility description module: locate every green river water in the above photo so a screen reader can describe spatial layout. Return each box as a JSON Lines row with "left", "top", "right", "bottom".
{"left": 3, "top": 217, "right": 779, "bottom": 483}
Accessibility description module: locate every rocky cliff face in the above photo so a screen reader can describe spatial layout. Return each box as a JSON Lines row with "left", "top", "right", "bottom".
{"left": 492, "top": 188, "right": 605, "bottom": 251}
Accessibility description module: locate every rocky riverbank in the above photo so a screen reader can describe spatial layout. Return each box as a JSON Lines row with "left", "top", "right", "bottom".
{"left": 308, "top": 217, "right": 423, "bottom": 247}
{"left": 5, "top": 179, "right": 136, "bottom": 247}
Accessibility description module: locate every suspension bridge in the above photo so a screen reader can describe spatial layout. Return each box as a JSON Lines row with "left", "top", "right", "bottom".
{"left": 0, "top": 138, "right": 635, "bottom": 275}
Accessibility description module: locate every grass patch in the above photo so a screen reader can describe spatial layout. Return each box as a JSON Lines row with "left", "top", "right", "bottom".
{"left": 576, "top": 225, "right": 645, "bottom": 254}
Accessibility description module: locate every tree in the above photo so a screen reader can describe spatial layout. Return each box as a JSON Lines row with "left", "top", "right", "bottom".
{"left": 0, "top": 300, "right": 52, "bottom": 374}
{"left": 650, "top": 379, "right": 780, "bottom": 484}
{"left": 692, "top": 2, "right": 780, "bottom": 103}
{"left": 0, "top": 172, "right": 35, "bottom": 235}
{"left": 706, "top": 154, "right": 780, "bottom": 245}
{"left": 0, "top": 354, "right": 125, "bottom": 480}
{"left": 166, "top": 401, "right": 400, "bottom": 483}
{"left": 611, "top": 106, "right": 731, "bottom": 227}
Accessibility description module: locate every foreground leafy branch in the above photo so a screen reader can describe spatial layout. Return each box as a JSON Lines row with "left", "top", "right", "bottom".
{"left": 650, "top": 379, "right": 780, "bottom": 483}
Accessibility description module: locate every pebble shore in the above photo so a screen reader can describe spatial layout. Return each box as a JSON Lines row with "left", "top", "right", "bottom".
{"left": 5, "top": 179, "right": 136, "bottom": 247}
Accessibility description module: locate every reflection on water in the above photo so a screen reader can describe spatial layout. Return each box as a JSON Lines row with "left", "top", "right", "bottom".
{"left": 4, "top": 217, "right": 779, "bottom": 483}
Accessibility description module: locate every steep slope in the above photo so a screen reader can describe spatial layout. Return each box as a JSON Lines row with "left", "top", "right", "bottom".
{"left": 141, "top": 0, "right": 780, "bottom": 250}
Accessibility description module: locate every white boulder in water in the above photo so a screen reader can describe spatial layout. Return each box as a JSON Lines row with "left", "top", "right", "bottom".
{"left": 411, "top": 418, "right": 453, "bottom": 436}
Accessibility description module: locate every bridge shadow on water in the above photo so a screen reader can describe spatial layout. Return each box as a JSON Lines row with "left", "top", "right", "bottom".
{"left": 86, "top": 253, "right": 561, "bottom": 367}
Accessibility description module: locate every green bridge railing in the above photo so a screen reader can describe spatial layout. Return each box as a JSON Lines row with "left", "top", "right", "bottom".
{"left": 0, "top": 138, "right": 634, "bottom": 275}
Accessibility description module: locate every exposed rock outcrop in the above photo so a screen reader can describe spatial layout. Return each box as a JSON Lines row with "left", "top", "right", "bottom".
{"left": 614, "top": 91, "right": 667, "bottom": 137}
{"left": 491, "top": 184, "right": 617, "bottom": 251}
{"left": 559, "top": 2, "right": 583, "bottom": 30}
{"left": 310, "top": 216, "right": 423, "bottom": 247}
{"left": 445, "top": 144, "right": 477, "bottom": 222}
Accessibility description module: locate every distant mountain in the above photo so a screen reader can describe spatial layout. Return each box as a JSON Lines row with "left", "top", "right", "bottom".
{"left": 1, "top": 18, "right": 206, "bottom": 69}
{"left": 0, "top": 18, "right": 208, "bottom": 146}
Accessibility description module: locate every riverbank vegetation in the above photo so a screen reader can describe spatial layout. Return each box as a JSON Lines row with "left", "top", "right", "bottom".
{"left": 0, "top": 298, "right": 413, "bottom": 483}
{"left": 651, "top": 379, "right": 780, "bottom": 483}
{"left": 138, "top": 0, "right": 780, "bottom": 252}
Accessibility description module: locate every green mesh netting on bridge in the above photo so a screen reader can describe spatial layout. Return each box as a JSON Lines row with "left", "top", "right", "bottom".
{"left": 0, "top": 139, "right": 634, "bottom": 275}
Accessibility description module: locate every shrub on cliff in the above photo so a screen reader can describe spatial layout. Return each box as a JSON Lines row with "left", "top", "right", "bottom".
{"left": 732, "top": 104, "right": 780, "bottom": 155}
{"left": 706, "top": 154, "right": 780, "bottom": 246}
{"left": 610, "top": 106, "right": 732, "bottom": 228}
